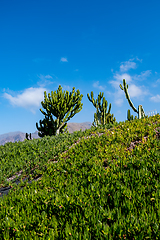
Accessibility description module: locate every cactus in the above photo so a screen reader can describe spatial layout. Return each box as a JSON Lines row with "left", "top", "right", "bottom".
{"left": 87, "top": 91, "right": 116, "bottom": 127}
{"left": 26, "top": 133, "right": 32, "bottom": 140}
{"left": 127, "top": 109, "right": 134, "bottom": 121}
{"left": 36, "top": 114, "right": 68, "bottom": 137}
{"left": 119, "top": 79, "right": 146, "bottom": 119}
{"left": 36, "top": 85, "right": 83, "bottom": 137}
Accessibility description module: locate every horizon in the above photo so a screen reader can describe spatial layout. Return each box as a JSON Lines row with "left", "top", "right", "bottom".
{"left": 0, "top": 0, "right": 160, "bottom": 135}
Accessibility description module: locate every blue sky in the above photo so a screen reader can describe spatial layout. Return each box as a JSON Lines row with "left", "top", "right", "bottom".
{"left": 0, "top": 0, "right": 160, "bottom": 135}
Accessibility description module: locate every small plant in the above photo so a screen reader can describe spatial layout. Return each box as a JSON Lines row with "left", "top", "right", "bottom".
{"left": 25, "top": 133, "right": 32, "bottom": 140}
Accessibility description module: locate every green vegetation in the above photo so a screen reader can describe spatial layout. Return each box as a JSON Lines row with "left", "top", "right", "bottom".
{"left": 87, "top": 91, "right": 116, "bottom": 127}
{"left": 36, "top": 85, "right": 83, "bottom": 137}
{"left": 0, "top": 114, "right": 160, "bottom": 239}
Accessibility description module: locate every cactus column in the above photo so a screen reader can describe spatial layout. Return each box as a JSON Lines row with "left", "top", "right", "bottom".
{"left": 36, "top": 85, "right": 83, "bottom": 137}
{"left": 119, "top": 79, "right": 146, "bottom": 119}
{"left": 87, "top": 91, "right": 116, "bottom": 127}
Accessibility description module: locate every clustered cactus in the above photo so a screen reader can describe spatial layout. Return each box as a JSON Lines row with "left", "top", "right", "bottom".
{"left": 87, "top": 91, "right": 116, "bottom": 127}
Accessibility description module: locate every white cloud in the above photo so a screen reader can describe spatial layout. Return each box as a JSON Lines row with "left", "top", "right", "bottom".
{"left": 127, "top": 84, "right": 145, "bottom": 98}
{"left": 150, "top": 94, "right": 160, "bottom": 103}
{"left": 120, "top": 58, "right": 137, "bottom": 72}
{"left": 114, "top": 73, "right": 132, "bottom": 83}
{"left": 109, "top": 73, "right": 132, "bottom": 91}
{"left": 38, "top": 74, "right": 53, "bottom": 81}
{"left": 92, "top": 81, "right": 113, "bottom": 99}
{"left": 111, "top": 72, "right": 150, "bottom": 102}
{"left": 93, "top": 81, "right": 105, "bottom": 91}
{"left": 3, "top": 87, "right": 47, "bottom": 114}
{"left": 111, "top": 82, "right": 149, "bottom": 107}
{"left": 151, "top": 78, "right": 160, "bottom": 88}
{"left": 114, "top": 98, "right": 124, "bottom": 107}
{"left": 133, "top": 70, "right": 151, "bottom": 81}
{"left": 61, "top": 84, "right": 73, "bottom": 92}
{"left": 37, "top": 74, "right": 55, "bottom": 87}
{"left": 136, "top": 57, "right": 142, "bottom": 62}
{"left": 60, "top": 57, "right": 68, "bottom": 62}
{"left": 45, "top": 75, "right": 53, "bottom": 79}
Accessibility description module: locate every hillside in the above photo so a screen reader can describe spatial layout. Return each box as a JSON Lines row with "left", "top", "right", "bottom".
{"left": 0, "top": 115, "right": 160, "bottom": 239}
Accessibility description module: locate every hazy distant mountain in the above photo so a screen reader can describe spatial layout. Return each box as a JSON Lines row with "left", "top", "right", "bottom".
{"left": 0, "top": 122, "right": 92, "bottom": 146}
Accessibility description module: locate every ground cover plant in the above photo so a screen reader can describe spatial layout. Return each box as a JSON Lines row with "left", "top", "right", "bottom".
{"left": 0, "top": 114, "right": 160, "bottom": 239}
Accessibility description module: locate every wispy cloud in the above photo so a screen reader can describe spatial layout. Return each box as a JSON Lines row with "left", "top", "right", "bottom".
{"left": 152, "top": 78, "right": 160, "bottom": 88}
{"left": 133, "top": 70, "right": 152, "bottom": 81}
{"left": 60, "top": 84, "right": 73, "bottom": 92}
{"left": 93, "top": 81, "right": 106, "bottom": 91}
{"left": 136, "top": 57, "right": 142, "bottom": 63}
{"left": 126, "top": 84, "right": 147, "bottom": 98}
{"left": 112, "top": 73, "right": 132, "bottom": 85}
{"left": 92, "top": 81, "right": 112, "bottom": 98}
{"left": 3, "top": 87, "right": 47, "bottom": 114}
{"left": 60, "top": 57, "right": 68, "bottom": 62}
{"left": 120, "top": 58, "right": 137, "bottom": 72}
{"left": 45, "top": 75, "right": 53, "bottom": 79}
{"left": 38, "top": 74, "right": 53, "bottom": 81}
{"left": 37, "top": 74, "right": 56, "bottom": 87}
{"left": 150, "top": 94, "right": 160, "bottom": 102}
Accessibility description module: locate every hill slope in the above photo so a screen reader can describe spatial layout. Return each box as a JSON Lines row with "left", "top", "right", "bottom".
{"left": 0, "top": 116, "right": 160, "bottom": 239}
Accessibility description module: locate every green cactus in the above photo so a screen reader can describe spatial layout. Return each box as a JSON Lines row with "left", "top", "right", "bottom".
{"left": 26, "top": 133, "right": 32, "bottom": 140}
{"left": 87, "top": 91, "right": 116, "bottom": 127}
{"left": 119, "top": 79, "right": 146, "bottom": 119}
{"left": 36, "top": 114, "right": 68, "bottom": 137}
{"left": 36, "top": 85, "right": 83, "bottom": 137}
{"left": 127, "top": 109, "right": 134, "bottom": 121}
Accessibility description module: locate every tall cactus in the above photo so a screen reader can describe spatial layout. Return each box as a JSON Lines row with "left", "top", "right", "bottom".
{"left": 119, "top": 79, "right": 146, "bottom": 119}
{"left": 87, "top": 91, "right": 116, "bottom": 127}
{"left": 36, "top": 85, "right": 83, "bottom": 137}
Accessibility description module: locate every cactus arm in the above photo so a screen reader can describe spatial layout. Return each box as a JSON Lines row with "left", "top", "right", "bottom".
{"left": 108, "top": 103, "right": 111, "bottom": 114}
{"left": 119, "top": 79, "right": 147, "bottom": 119}
{"left": 127, "top": 109, "right": 131, "bottom": 121}
{"left": 127, "top": 109, "right": 134, "bottom": 121}
{"left": 87, "top": 91, "right": 98, "bottom": 109}
{"left": 120, "top": 79, "right": 138, "bottom": 113}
